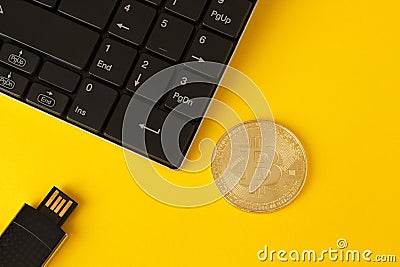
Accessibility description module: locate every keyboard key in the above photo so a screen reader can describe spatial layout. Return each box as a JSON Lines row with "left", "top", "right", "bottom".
{"left": 26, "top": 83, "right": 69, "bottom": 116}
{"left": 67, "top": 79, "right": 118, "bottom": 133}
{"left": 58, "top": 0, "right": 118, "bottom": 30}
{"left": 0, "top": 0, "right": 257, "bottom": 169}
{"left": 126, "top": 53, "right": 171, "bottom": 93}
{"left": 90, "top": 39, "right": 137, "bottom": 87}
{"left": 109, "top": 0, "right": 156, "bottom": 46}
{"left": 0, "top": 0, "right": 99, "bottom": 70}
{"left": 146, "top": 14, "right": 194, "bottom": 62}
{"left": 203, "top": 0, "right": 252, "bottom": 39}
{"left": 0, "top": 67, "right": 29, "bottom": 98}
{"left": 39, "top": 62, "right": 80, "bottom": 93}
{"left": 165, "top": 70, "right": 216, "bottom": 117}
{"left": 184, "top": 29, "right": 234, "bottom": 77}
{"left": 31, "top": 0, "right": 58, "bottom": 8}
{"left": 0, "top": 44, "right": 40, "bottom": 74}
{"left": 165, "top": 0, "right": 208, "bottom": 21}
{"left": 104, "top": 94, "right": 132, "bottom": 142}
{"left": 123, "top": 97, "right": 197, "bottom": 168}
{"left": 142, "top": 0, "right": 163, "bottom": 6}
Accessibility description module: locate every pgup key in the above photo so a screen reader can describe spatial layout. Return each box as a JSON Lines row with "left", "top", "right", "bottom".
{"left": 0, "top": 44, "right": 40, "bottom": 74}
{"left": 210, "top": 10, "right": 232, "bottom": 25}
{"left": 203, "top": 0, "right": 253, "bottom": 39}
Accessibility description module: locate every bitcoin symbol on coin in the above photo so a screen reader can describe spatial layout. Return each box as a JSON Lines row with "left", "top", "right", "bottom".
{"left": 211, "top": 121, "right": 307, "bottom": 213}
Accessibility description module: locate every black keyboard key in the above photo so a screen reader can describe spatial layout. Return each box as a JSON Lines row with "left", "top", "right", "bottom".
{"left": 184, "top": 29, "right": 234, "bottom": 77}
{"left": 165, "top": 0, "right": 208, "bottom": 21}
{"left": 58, "top": 0, "right": 118, "bottom": 30}
{"left": 39, "top": 62, "right": 80, "bottom": 93}
{"left": 0, "top": 67, "right": 29, "bottom": 98}
{"left": 146, "top": 14, "right": 194, "bottom": 62}
{"left": 0, "top": 44, "right": 40, "bottom": 74}
{"left": 90, "top": 39, "right": 137, "bottom": 87}
{"left": 31, "top": 0, "right": 58, "bottom": 8}
{"left": 26, "top": 84, "right": 69, "bottom": 116}
{"left": 0, "top": 0, "right": 99, "bottom": 70}
{"left": 123, "top": 97, "right": 197, "bottom": 168}
{"left": 126, "top": 53, "right": 171, "bottom": 93}
{"left": 165, "top": 70, "right": 216, "bottom": 117}
{"left": 67, "top": 79, "right": 118, "bottom": 132}
{"left": 142, "top": 0, "right": 163, "bottom": 6}
{"left": 104, "top": 94, "right": 132, "bottom": 142}
{"left": 109, "top": 0, "right": 156, "bottom": 46}
{"left": 203, "top": 0, "right": 252, "bottom": 39}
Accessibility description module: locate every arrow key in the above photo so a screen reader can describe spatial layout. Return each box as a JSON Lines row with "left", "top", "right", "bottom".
{"left": 126, "top": 53, "right": 171, "bottom": 94}
{"left": 184, "top": 29, "right": 233, "bottom": 78}
{"left": 109, "top": 0, "right": 156, "bottom": 46}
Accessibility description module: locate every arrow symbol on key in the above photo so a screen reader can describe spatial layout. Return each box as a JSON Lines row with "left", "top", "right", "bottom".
{"left": 18, "top": 50, "right": 23, "bottom": 56}
{"left": 0, "top": 5, "right": 4, "bottom": 15}
{"left": 191, "top": 55, "right": 205, "bottom": 62}
{"left": 134, "top": 74, "right": 142, "bottom": 87}
{"left": 7, "top": 72, "right": 11, "bottom": 79}
{"left": 139, "top": 124, "right": 160, "bottom": 135}
{"left": 46, "top": 91, "right": 53, "bottom": 96}
{"left": 117, "top": 23, "right": 130, "bottom": 31}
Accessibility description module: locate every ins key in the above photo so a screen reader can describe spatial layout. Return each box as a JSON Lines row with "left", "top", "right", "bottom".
{"left": 67, "top": 79, "right": 118, "bottom": 133}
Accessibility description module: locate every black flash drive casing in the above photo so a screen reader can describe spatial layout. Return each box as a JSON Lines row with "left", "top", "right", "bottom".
{"left": 0, "top": 187, "right": 77, "bottom": 267}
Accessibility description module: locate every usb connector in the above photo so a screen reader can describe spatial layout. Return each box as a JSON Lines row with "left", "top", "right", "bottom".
{"left": 37, "top": 187, "right": 77, "bottom": 227}
{"left": 0, "top": 187, "right": 78, "bottom": 267}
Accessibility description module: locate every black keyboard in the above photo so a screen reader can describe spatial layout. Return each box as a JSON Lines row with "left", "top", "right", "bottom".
{"left": 0, "top": 0, "right": 257, "bottom": 169}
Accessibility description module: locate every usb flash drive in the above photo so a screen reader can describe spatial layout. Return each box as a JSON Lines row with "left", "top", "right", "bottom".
{"left": 0, "top": 187, "right": 78, "bottom": 267}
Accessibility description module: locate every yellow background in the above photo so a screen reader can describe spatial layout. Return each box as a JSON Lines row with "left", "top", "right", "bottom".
{"left": 1, "top": 0, "right": 399, "bottom": 266}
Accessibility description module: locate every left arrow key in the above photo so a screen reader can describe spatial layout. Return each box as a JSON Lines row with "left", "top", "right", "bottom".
{"left": 109, "top": 0, "right": 156, "bottom": 46}
{"left": 117, "top": 23, "right": 130, "bottom": 30}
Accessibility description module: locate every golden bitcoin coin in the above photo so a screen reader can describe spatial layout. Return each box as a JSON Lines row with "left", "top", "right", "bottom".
{"left": 211, "top": 121, "right": 307, "bottom": 213}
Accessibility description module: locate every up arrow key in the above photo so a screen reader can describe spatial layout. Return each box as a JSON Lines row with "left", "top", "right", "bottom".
{"left": 0, "top": 5, "right": 4, "bottom": 15}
